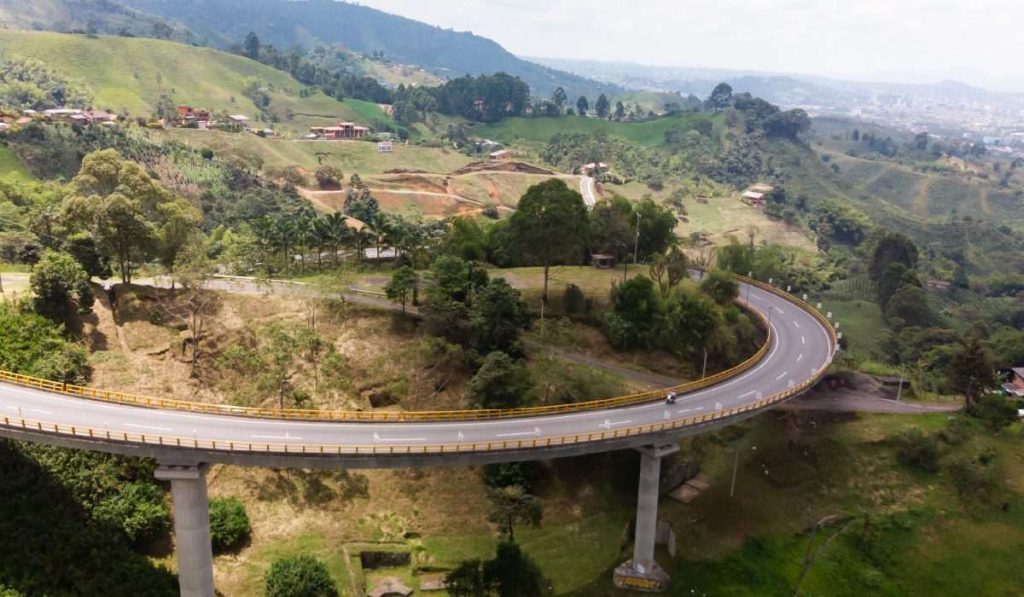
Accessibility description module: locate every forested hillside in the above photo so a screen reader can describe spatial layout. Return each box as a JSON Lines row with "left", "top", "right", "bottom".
{"left": 0, "top": 0, "right": 192, "bottom": 42}
{"left": 120, "top": 0, "right": 620, "bottom": 98}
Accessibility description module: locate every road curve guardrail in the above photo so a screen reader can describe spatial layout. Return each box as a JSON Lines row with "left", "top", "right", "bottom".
{"left": 0, "top": 275, "right": 837, "bottom": 457}
{"left": 0, "top": 298, "right": 779, "bottom": 423}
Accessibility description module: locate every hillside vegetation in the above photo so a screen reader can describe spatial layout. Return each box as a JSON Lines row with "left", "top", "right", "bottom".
{"left": 0, "top": 30, "right": 381, "bottom": 130}
{"left": 0, "top": 0, "right": 192, "bottom": 42}
{"left": 122, "top": 0, "right": 619, "bottom": 99}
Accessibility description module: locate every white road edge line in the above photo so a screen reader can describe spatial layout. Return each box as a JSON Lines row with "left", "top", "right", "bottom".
{"left": 124, "top": 423, "right": 173, "bottom": 432}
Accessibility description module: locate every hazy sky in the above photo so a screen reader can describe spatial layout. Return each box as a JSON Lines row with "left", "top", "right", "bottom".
{"left": 354, "top": 0, "right": 1024, "bottom": 92}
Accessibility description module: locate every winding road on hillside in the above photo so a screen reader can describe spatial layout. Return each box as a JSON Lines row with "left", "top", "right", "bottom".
{"left": 580, "top": 175, "right": 598, "bottom": 208}
{"left": 0, "top": 277, "right": 836, "bottom": 468}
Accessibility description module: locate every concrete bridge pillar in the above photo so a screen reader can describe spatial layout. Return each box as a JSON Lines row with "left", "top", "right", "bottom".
{"left": 613, "top": 443, "right": 679, "bottom": 592}
{"left": 156, "top": 463, "right": 214, "bottom": 597}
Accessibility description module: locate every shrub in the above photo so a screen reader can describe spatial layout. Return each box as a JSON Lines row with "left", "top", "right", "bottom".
{"left": 892, "top": 429, "right": 941, "bottom": 473}
{"left": 481, "top": 462, "right": 545, "bottom": 493}
{"left": 466, "top": 352, "right": 532, "bottom": 409}
{"left": 562, "top": 283, "right": 586, "bottom": 315}
{"left": 91, "top": 481, "right": 170, "bottom": 544}
{"left": 966, "top": 394, "right": 1018, "bottom": 432}
{"left": 209, "top": 497, "right": 251, "bottom": 553}
{"left": 946, "top": 451, "right": 1000, "bottom": 501}
{"left": 265, "top": 556, "right": 337, "bottom": 597}
{"left": 700, "top": 269, "right": 739, "bottom": 304}
{"left": 0, "top": 302, "right": 89, "bottom": 382}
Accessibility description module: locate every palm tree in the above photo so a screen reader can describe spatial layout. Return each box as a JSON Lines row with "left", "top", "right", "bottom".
{"left": 273, "top": 218, "right": 297, "bottom": 273}
{"left": 251, "top": 217, "right": 276, "bottom": 270}
{"left": 311, "top": 216, "right": 331, "bottom": 269}
{"left": 324, "top": 212, "right": 349, "bottom": 266}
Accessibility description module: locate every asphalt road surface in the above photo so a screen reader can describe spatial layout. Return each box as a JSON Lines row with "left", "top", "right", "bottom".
{"left": 580, "top": 176, "right": 597, "bottom": 209}
{"left": 0, "top": 280, "right": 834, "bottom": 463}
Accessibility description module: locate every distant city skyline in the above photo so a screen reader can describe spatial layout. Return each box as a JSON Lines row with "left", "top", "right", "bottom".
{"left": 354, "top": 0, "right": 1024, "bottom": 93}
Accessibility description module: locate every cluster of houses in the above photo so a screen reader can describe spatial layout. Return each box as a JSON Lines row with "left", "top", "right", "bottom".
{"left": 0, "top": 107, "right": 119, "bottom": 131}
{"left": 173, "top": 105, "right": 263, "bottom": 133}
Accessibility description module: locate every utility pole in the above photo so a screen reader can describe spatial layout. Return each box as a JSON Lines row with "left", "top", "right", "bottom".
{"left": 633, "top": 211, "right": 641, "bottom": 266}
{"left": 701, "top": 348, "right": 708, "bottom": 380}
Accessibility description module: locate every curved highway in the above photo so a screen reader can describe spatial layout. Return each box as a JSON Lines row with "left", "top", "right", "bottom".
{"left": 0, "top": 279, "right": 835, "bottom": 468}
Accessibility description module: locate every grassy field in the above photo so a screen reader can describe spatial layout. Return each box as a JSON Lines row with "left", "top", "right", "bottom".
{"left": 0, "top": 146, "right": 34, "bottom": 181}
{"left": 160, "top": 129, "right": 473, "bottom": 176}
{"left": 473, "top": 112, "right": 720, "bottom": 147}
{"left": 812, "top": 299, "right": 886, "bottom": 360}
{"left": 200, "top": 410, "right": 1024, "bottom": 596}
{"left": 0, "top": 30, "right": 379, "bottom": 132}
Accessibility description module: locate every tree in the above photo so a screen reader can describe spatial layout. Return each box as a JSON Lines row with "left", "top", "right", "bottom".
{"left": 588, "top": 197, "right": 634, "bottom": 261}
{"left": 151, "top": 20, "right": 173, "bottom": 40}
{"left": 487, "top": 485, "right": 542, "bottom": 542}
{"left": 385, "top": 266, "right": 416, "bottom": 314}
{"left": 509, "top": 179, "right": 589, "bottom": 303}
{"left": 265, "top": 556, "right": 336, "bottom": 597}
{"left": 869, "top": 231, "right": 918, "bottom": 281}
{"left": 163, "top": 244, "right": 218, "bottom": 378}
{"left": 708, "top": 82, "right": 733, "bottom": 111}
{"left": 876, "top": 262, "right": 909, "bottom": 307}
{"left": 885, "top": 284, "right": 934, "bottom": 328}
{"left": 700, "top": 269, "right": 739, "bottom": 304}
{"left": 662, "top": 288, "right": 720, "bottom": 356}
{"left": 576, "top": 95, "right": 589, "bottom": 116}
{"left": 243, "top": 32, "right": 261, "bottom": 60}
{"left": 209, "top": 497, "right": 251, "bottom": 553}
{"left": 467, "top": 351, "right": 532, "bottom": 410}
{"left": 949, "top": 336, "right": 996, "bottom": 407}
{"left": 595, "top": 94, "right": 611, "bottom": 118}
{"left": 157, "top": 199, "right": 203, "bottom": 281}
{"left": 63, "top": 150, "right": 182, "bottom": 284}
{"left": 551, "top": 87, "right": 567, "bottom": 109}
{"left": 468, "top": 279, "right": 530, "bottom": 355}
{"left": 314, "top": 165, "right": 342, "bottom": 190}
{"left": 30, "top": 250, "right": 93, "bottom": 322}
{"left": 65, "top": 232, "right": 112, "bottom": 279}
{"left": 605, "top": 276, "right": 661, "bottom": 349}
{"left": 483, "top": 542, "right": 545, "bottom": 597}
{"left": 635, "top": 197, "right": 678, "bottom": 259}
{"left": 763, "top": 109, "right": 811, "bottom": 139}
{"left": 649, "top": 246, "right": 688, "bottom": 297}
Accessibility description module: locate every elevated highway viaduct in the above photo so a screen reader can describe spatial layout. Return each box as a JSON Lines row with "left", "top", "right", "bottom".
{"left": 0, "top": 276, "right": 836, "bottom": 594}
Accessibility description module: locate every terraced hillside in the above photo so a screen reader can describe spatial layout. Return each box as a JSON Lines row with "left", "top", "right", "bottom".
{"left": 0, "top": 30, "right": 385, "bottom": 131}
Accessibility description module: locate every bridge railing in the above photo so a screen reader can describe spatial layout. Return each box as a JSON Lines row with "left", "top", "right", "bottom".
{"left": 0, "top": 352, "right": 831, "bottom": 456}
{"left": 0, "top": 275, "right": 835, "bottom": 432}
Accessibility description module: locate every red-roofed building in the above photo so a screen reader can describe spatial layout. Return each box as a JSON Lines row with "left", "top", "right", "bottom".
{"left": 309, "top": 122, "right": 370, "bottom": 140}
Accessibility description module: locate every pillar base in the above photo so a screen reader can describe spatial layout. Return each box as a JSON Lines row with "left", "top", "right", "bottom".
{"left": 613, "top": 560, "right": 671, "bottom": 592}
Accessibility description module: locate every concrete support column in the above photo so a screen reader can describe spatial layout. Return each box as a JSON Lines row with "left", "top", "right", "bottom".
{"left": 155, "top": 463, "right": 214, "bottom": 597}
{"left": 614, "top": 443, "right": 679, "bottom": 592}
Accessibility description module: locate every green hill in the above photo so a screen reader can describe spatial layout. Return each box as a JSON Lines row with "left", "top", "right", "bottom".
{"left": 0, "top": 30, "right": 387, "bottom": 131}
{"left": 474, "top": 113, "right": 720, "bottom": 147}
{"left": 0, "top": 0, "right": 193, "bottom": 42}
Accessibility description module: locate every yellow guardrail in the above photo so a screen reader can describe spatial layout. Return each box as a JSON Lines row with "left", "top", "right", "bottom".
{"left": 0, "top": 366, "right": 829, "bottom": 456}
{"left": 0, "top": 274, "right": 835, "bottom": 437}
